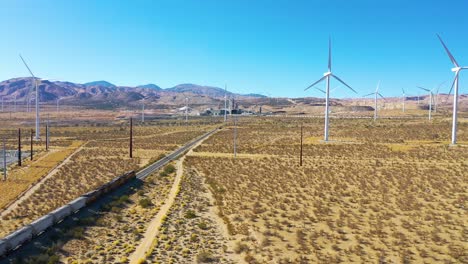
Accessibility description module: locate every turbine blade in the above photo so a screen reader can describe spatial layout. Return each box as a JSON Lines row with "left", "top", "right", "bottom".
{"left": 375, "top": 81, "right": 380, "bottom": 93}
{"left": 19, "top": 54, "right": 36, "bottom": 78}
{"left": 437, "top": 34, "right": 459, "bottom": 67}
{"left": 328, "top": 37, "right": 332, "bottom": 72}
{"left": 402, "top": 88, "right": 405, "bottom": 94}
{"left": 363, "top": 92, "right": 374, "bottom": 97}
{"left": 447, "top": 74, "right": 458, "bottom": 97}
{"left": 331, "top": 74, "right": 357, "bottom": 94}
{"left": 304, "top": 76, "right": 327, "bottom": 91}
{"left": 417, "top": 86, "right": 430, "bottom": 92}
{"left": 378, "top": 93, "right": 385, "bottom": 99}
{"left": 315, "top": 87, "right": 326, "bottom": 94}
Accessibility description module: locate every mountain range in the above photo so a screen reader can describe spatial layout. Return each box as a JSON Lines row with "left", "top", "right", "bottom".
{"left": 0, "top": 78, "right": 265, "bottom": 109}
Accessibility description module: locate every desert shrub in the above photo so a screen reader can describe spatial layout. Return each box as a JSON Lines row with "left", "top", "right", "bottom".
{"left": 139, "top": 198, "right": 153, "bottom": 208}
{"left": 164, "top": 164, "right": 176, "bottom": 174}
{"left": 67, "top": 227, "right": 85, "bottom": 239}
{"left": 234, "top": 242, "right": 249, "bottom": 254}
{"left": 184, "top": 210, "right": 197, "bottom": 219}
{"left": 196, "top": 251, "right": 217, "bottom": 263}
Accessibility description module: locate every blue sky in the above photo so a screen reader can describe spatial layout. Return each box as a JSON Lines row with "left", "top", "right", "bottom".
{"left": 0, "top": 0, "right": 467, "bottom": 98}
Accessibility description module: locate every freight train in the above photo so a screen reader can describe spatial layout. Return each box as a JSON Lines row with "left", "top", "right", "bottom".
{"left": 0, "top": 171, "right": 136, "bottom": 257}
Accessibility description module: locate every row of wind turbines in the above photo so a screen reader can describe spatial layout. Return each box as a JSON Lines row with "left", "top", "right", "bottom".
{"left": 305, "top": 35, "right": 466, "bottom": 145}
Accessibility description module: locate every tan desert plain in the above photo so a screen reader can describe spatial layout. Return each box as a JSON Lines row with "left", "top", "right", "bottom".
{"left": 0, "top": 95, "right": 466, "bottom": 264}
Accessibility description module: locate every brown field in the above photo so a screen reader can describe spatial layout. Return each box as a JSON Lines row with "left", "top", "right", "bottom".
{"left": 0, "top": 120, "right": 217, "bottom": 237}
{"left": 1, "top": 112, "right": 467, "bottom": 264}
{"left": 184, "top": 117, "right": 467, "bottom": 263}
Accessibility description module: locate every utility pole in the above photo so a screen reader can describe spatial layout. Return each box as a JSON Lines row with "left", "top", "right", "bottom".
{"left": 300, "top": 123, "right": 303, "bottom": 166}
{"left": 2, "top": 137, "right": 6, "bottom": 181}
{"left": 30, "top": 129, "right": 33, "bottom": 160}
{"left": 141, "top": 102, "right": 145, "bottom": 123}
{"left": 129, "top": 118, "right": 133, "bottom": 158}
{"left": 18, "top": 128, "right": 22, "bottom": 166}
{"left": 233, "top": 117, "right": 237, "bottom": 158}
{"left": 46, "top": 116, "right": 49, "bottom": 151}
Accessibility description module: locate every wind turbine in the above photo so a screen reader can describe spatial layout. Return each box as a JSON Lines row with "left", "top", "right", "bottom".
{"left": 19, "top": 55, "right": 40, "bottom": 140}
{"left": 304, "top": 38, "right": 357, "bottom": 141}
{"left": 182, "top": 93, "right": 190, "bottom": 123}
{"left": 224, "top": 85, "right": 227, "bottom": 122}
{"left": 437, "top": 34, "right": 467, "bottom": 145}
{"left": 363, "top": 81, "right": 385, "bottom": 121}
{"left": 417, "top": 86, "right": 434, "bottom": 120}
{"left": 401, "top": 88, "right": 406, "bottom": 113}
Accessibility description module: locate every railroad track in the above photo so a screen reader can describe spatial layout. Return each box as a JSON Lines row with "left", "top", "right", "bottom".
{"left": 136, "top": 127, "right": 219, "bottom": 180}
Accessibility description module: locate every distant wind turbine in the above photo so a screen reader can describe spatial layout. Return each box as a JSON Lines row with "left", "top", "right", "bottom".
{"left": 401, "top": 88, "right": 406, "bottom": 113}
{"left": 436, "top": 34, "right": 467, "bottom": 145}
{"left": 224, "top": 85, "right": 227, "bottom": 122}
{"left": 19, "top": 55, "right": 40, "bottom": 140}
{"left": 304, "top": 37, "right": 357, "bottom": 141}
{"left": 417, "top": 86, "right": 434, "bottom": 120}
{"left": 363, "top": 81, "right": 385, "bottom": 121}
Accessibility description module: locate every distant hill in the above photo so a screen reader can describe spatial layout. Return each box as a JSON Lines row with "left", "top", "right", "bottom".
{"left": 137, "top": 84, "right": 162, "bottom": 90}
{"left": 166, "top": 83, "right": 233, "bottom": 98}
{"left": 84, "top": 80, "right": 116, "bottom": 87}
{"left": 0, "top": 78, "right": 267, "bottom": 110}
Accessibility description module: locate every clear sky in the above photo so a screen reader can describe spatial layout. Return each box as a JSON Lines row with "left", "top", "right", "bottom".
{"left": 1, "top": 0, "right": 467, "bottom": 98}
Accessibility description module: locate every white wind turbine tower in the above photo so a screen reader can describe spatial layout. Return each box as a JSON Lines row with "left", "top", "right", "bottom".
{"left": 401, "top": 88, "right": 406, "bottom": 113}
{"left": 20, "top": 55, "right": 40, "bottom": 140}
{"left": 304, "top": 38, "right": 357, "bottom": 141}
{"left": 224, "top": 85, "right": 227, "bottom": 122}
{"left": 417, "top": 86, "right": 434, "bottom": 120}
{"left": 363, "top": 81, "right": 384, "bottom": 121}
{"left": 437, "top": 34, "right": 467, "bottom": 145}
{"left": 185, "top": 97, "right": 188, "bottom": 122}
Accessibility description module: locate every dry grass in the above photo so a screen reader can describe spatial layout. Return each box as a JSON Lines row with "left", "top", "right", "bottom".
{"left": 0, "top": 140, "right": 82, "bottom": 209}
{"left": 0, "top": 123, "right": 216, "bottom": 237}
{"left": 185, "top": 118, "right": 467, "bottom": 263}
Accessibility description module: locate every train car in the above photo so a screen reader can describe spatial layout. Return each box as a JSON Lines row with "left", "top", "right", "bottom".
{"left": 83, "top": 189, "right": 101, "bottom": 205}
{"left": 30, "top": 214, "right": 54, "bottom": 236}
{"left": 3, "top": 226, "right": 33, "bottom": 251}
{"left": 0, "top": 239, "right": 6, "bottom": 257}
{"left": 49, "top": 204, "right": 72, "bottom": 223}
{"left": 68, "top": 197, "right": 87, "bottom": 212}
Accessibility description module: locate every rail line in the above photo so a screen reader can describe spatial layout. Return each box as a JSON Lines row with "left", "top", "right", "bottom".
{"left": 136, "top": 127, "right": 219, "bottom": 180}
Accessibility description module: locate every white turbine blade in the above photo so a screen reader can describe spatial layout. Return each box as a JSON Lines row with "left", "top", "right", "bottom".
{"left": 417, "top": 86, "right": 430, "bottom": 92}
{"left": 363, "top": 92, "right": 374, "bottom": 97}
{"left": 462, "top": 66, "right": 468, "bottom": 69}
{"left": 331, "top": 74, "right": 357, "bottom": 94}
{"left": 447, "top": 74, "right": 458, "bottom": 97}
{"left": 328, "top": 37, "right": 332, "bottom": 72}
{"left": 304, "top": 76, "right": 326, "bottom": 91}
{"left": 19, "top": 54, "right": 36, "bottom": 78}
{"left": 402, "top": 88, "right": 405, "bottom": 95}
{"left": 315, "top": 87, "right": 326, "bottom": 94}
{"left": 437, "top": 34, "right": 459, "bottom": 67}
{"left": 378, "top": 93, "right": 385, "bottom": 100}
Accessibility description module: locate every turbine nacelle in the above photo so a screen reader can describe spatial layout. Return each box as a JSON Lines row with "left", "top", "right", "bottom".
{"left": 451, "top": 67, "right": 462, "bottom": 72}
{"left": 323, "top": 71, "right": 332, "bottom": 77}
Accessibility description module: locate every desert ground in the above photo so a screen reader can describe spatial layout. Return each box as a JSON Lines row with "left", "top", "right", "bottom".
{"left": 0, "top": 104, "right": 467, "bottom": 264}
